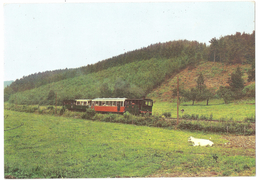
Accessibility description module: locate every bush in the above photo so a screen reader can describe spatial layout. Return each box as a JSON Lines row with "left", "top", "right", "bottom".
{"left": 209, "top": 113, "right": 213, "bottom": 120}
{"left": 101, "top": 114, "right": 112, "bottom": 122}
{"left": 162, "top": 112, "right": 171, "bottom": 118}
{"left": 199, "top": 115, "right": 208, "bottom": 120}
{"left": 59, "top": 108, "right": 65, "bottom": 115}
{"left": 181, "top": 114, "right": 199, "bottom": 120}
{"left": 93, "top": 113, "right": 103, "bottom": 121}
{"left": 177, "top": 120, "right": 255, "bottom": 135}
{"left": 123, "top": 111, "right": 131, "bottom": 119}
{"left": 244, "top": 115, "right": 255, "bottom": 123}
{"left": 82, "top": 108, "right": 96, "bottom": 120}
{"left": 192, "top": 114, "right": 199, "bottom": 120}
{"left": 182, "top": 114, "right": 191, "bottom": 119}
{"left": 47, "top": 106, "right": 54, "bottom": 110}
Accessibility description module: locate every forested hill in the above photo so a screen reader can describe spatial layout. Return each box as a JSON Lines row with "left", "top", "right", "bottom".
{"left": 4, "top": 31, "right": 255, "bottom": 104}
{"left": 6, "top": 40, "right": 206, "bottom": 93}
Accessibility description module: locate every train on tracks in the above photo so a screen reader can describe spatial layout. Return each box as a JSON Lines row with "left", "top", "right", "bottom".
{"left": 63, "top": 98, "right": 153, "bottom": 115}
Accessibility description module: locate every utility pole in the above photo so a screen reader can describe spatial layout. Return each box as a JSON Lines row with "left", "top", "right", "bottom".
{"left": 55, "top": 92, "right": 57, "bottom": 115}
{"left": 176, "top": 76, "right": 179, "bottom": 129}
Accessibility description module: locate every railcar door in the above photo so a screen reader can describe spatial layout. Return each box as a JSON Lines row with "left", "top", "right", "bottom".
{"left": 117, "top": 102, "right": 120, "bottom": 112}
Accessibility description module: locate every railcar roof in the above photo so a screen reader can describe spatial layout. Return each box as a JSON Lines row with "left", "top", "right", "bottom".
{"left": 92, "top": 98, "right": 127, "bottom": 101}
{"left": 126, "top": 98, "right": 153, "bottom": 101}
{"left": 75, "top": 99, "right": 92, "bottom": 101}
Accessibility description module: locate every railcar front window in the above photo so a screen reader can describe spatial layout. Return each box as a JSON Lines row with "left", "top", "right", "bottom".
{"left": 144, "top": 101, "right": 153, "bottom": 106}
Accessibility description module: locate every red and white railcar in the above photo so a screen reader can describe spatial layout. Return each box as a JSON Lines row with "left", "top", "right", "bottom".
{"left": 91, "top": 98, "right": 126, "bottom": 113}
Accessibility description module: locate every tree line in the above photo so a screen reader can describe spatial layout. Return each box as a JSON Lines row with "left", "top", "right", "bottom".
{"left": 208, "top": 31, "right": 255, "bottom": 64}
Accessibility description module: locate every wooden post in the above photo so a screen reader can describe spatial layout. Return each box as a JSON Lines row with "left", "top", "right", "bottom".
{"left": 15, "top": 95, "right": 17, "bottom": 108}
{"left": 55, "top": 92, "right": 57, "bottom": 115}
{"left": 176, "top": 76, "right": 179, "bottom": 129}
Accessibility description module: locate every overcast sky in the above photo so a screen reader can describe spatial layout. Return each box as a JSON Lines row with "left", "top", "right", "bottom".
{"left": 3, "top": 1, "right": 255, "bottom": 81}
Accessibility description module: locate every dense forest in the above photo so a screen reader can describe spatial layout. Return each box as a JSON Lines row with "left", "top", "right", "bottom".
{"left": 208, "top": 31, "right": 255, "bottom": 64}
{"left": 4, "top": 31, "right": 255, "bottom": 105}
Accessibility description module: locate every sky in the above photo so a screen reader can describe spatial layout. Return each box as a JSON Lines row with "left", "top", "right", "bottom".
{"left": 3, "top": 0, "right": 255, "bottom": 81}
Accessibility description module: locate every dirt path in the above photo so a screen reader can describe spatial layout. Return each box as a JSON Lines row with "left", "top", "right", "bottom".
{"left": 221, "top": 135, "right": 255, "bottom": 149}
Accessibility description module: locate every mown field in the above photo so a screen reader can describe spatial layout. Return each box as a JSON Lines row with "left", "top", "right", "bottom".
{"left": 153, "top": 99, "right": 255, "bottom": 121}
{"left": 4, "top": 110, "right": 255, "bottom": 178}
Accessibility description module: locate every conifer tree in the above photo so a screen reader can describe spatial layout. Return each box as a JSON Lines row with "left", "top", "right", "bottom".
{"left": 228, "top": 66, "right": 244, "bottom": 91}
{"left": 227, "top": 66, "right": 245, "bottom": 99}
{"left": 247, "top": 61, "right": 255, "bottom": 82}
{"left": 196, "top": 73, "right": 206, "bottom": 94}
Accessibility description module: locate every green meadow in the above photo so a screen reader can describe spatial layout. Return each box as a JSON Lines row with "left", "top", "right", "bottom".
{"left": 153, "top": 99, "right": 255, "bottom": 121}
{"left": 4, "top": 110, "right": 255, "bottom": 178}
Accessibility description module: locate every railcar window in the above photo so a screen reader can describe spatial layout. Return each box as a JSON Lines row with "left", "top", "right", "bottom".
{"left": 144, "top": 101, "right": 153, "bottom": 106}
{"left": 116, "top": 101, "right": 122, "bottom": 106}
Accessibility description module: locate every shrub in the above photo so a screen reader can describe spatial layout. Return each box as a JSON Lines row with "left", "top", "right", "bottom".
{"left": 114, "top": 115, "right": 125, "bottom": 123}
{"left": 123, "top": 111, "right": 131, "bottom": 119}
{"left": 59, "top": 108, "right": 65, "bottom": 115}
{"left": 93, "top": 113, "right": 103, "bottom": 121}
{"left": 199, "top": 115, "right": 208, "bottom": 120}
{"left": 182, "top": 114, "right": 191, "bottom": 119}
{"left": 244, "top": 115, "right": 255, "bottom": 123}
{"left": 191, "top": 114, "right": 199, "bottom": 120}
{"left": 162, "top": 112, "right": 171, "bottom": 118}
{"left": 209, "top": 113, "right": 213, "bottom": 120}
{"left": 82, "top": 108, "right": 96, "bottom": 120}
{"left": 151, "top": 115, "right": 160, "bottom": 126}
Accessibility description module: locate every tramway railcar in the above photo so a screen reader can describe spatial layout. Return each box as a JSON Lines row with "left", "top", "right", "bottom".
{"left": 63, "top": 99, "right": 92, "bottom": 111}
{"left": 63, "top": 98, "right": 153, "bottom": 115}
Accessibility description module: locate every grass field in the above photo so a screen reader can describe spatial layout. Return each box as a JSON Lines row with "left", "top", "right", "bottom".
{"left": 153, "top": 99, "right": 255, "bottom": 121}
{"left": 4, "top": 110, "right": 255, "bottom": 178}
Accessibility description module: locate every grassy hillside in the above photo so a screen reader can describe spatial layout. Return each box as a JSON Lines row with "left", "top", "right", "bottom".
{"left": 8, "top": 60, "right": 255, "bottom": 105}
{"left": 4, "top": 110, "right": 255, "bottom": 178}
{"left": 8, "top": 57, "right": 192, "bottom": 105}
{"left": 147, "top": 62, "right": 253, "bottom": 102}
